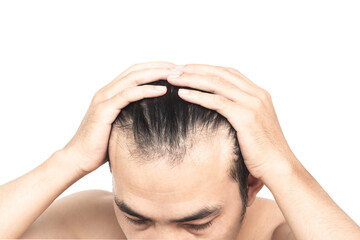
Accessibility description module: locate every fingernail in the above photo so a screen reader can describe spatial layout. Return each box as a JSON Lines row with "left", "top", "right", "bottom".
{"left": 155, "top": 86, "right": 167, "bottom": 91}
{"left": 179, "top": 89, "right": 190, "bottom": 95}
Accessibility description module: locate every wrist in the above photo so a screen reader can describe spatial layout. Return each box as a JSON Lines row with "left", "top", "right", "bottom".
{"left": 260, "top": 153, "right": 304, "bottom": 190}
{"left": 48, "top": 149, "right": 89, "bottom": 179}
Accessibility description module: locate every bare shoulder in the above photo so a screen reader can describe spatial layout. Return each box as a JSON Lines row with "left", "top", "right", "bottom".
{"left": 254, "top": 197, "right": 286, "bottom": 224}
{"left": 63, "top": 189, "right": 126, "bottom": 239}
{"left": 239, "top": 197, "right": 288, "bottom": 240}
{"left": 254, "top": 197, "right": 295, "bottom": 240}
{"left": 21, "top": 189, "right": 126, "bottom": 239}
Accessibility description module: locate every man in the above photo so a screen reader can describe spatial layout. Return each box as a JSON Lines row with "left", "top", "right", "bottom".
{"left": 0, "top": 61, "right": 359, "bottom": 239}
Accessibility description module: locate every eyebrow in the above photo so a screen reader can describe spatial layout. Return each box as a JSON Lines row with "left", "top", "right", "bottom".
{"left": 114, "top": 195, "right": 222, "bottom": 223}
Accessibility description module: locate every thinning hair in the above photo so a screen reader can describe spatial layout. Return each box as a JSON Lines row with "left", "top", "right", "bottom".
{"left": 108, "top": 79, "right": 250, "bottom": 217}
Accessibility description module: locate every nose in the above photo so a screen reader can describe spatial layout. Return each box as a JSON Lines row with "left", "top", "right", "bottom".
{"left": 157, "top": 229, "right": 181, "bottom": 239}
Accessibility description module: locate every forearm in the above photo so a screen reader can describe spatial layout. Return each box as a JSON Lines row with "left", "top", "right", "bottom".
{"left": 263, "top": 155, "right": 360, "bottom": 240}
{"left": 0, "top": 150, "right": 86, "bottom": 238}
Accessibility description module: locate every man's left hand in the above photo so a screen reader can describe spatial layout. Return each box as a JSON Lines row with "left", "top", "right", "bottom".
{"left": 167, "top": 64, "right": 298, "bottom": 181}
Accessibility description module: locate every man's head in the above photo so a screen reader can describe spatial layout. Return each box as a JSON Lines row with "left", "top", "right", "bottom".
{"left": 107, "top": 80, "right": 264, "bottom": 238}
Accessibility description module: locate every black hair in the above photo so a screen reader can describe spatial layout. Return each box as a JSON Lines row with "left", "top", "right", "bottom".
{"left": 108, "top": 79, "right": 250, "bottom": 218}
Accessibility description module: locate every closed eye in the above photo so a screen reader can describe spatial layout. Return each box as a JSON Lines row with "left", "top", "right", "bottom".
{"left": 125, "top": 216, "right": 214, "bottom": 232}
{"left": 185, "top": 220, "right": 213, "bottom": 231}
{"left": 125, "top": 216, "right": 149, "bottom": 225}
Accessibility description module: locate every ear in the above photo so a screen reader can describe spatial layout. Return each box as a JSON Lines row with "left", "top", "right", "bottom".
{"left": 246, "top": 174, "right": 265, "bottom": 207}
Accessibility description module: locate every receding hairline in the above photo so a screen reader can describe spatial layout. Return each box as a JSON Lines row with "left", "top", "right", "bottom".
{"left": 109, "top": 122, "right": 234, "bottom": 158}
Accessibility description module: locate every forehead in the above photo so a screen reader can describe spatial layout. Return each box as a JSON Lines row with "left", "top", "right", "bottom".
{"left": 109, "top": 130, "right": 237, "bottom": 206}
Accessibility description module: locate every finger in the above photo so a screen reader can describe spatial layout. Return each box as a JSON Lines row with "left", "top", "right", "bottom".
{"left": 97, "top": 84, "right": 167, "bottom": 125}
{"left": 222, "top": 66, "right": 256, "bottom": 85}
{"left": 180, "top": 64, "right": 260, "bottom": 96}
{"left": 112, "top": 61, "right": 176, "bottom": 84}
{"left": 218, "top": 65, "right": 246, "bottom": 78}
{"left": 99, "top": 61, "right": 176, "bottom": 93}
{"left": 212, "top": 65, "right": 258, "bottom": 86}
{"left": 176, "top": 88, "right": 244, "bottom": 129}
{"left": 167, "top": 72, "right": 258, "bottom": 104}
{"left": 95, "top": 67, "right": 173, "bottom": 102}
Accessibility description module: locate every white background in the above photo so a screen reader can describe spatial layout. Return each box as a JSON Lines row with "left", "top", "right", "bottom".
{"left": 0, "top": 0, "right": 359, "bottom": 225}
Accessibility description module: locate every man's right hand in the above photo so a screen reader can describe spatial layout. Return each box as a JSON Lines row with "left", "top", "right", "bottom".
{"left": 62, "top": 61, "right": 177, "bottom": 175}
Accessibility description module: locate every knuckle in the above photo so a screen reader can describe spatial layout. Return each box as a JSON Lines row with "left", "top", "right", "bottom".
{"left": 116, "top": 93, "right": 128, "bottom": 105}
{"left": 183, "top": 64, "right": 193, "bottom": 71}
{"left": 124, "top": 68, "right": 161, "bottom": 85}
{"left": 206, "top": 75, "right": 224, "bottom": 88}
{"left": 130, "top": 63, "right": 141, "bottom": 69}
{"left": 92, "top": 90, "right": 104, "bottom": 103}
{"left": 118, "top": 88, "right": 129, "bottom": 99}
{"left": 120, "top": 87, "right": 137, "bottom": 103}
{"left": 122, "top": 63, "right": 142, "bottom": 76}
{"left": 213, "top": 94, "right": 226, "bottom": 109}
{"left": 124, "top": 69, "right": 137, "bottom": 80}
{"left": 251, "top": 97, "right": 264, "bottom": 109}
{"left": 102, "top": 93, "right": 127, "bottom": 112}
{"left": 258, "top": 88, "right": 272, "bottom": 101}
{"left": 93, "top": 89, "right": 112, "bottom": 103}
{"left": 123, "top": 70, "right": 142, "bottom": 85}
{"left": 94, "top": 88, "right": 103, "bottom": 96}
